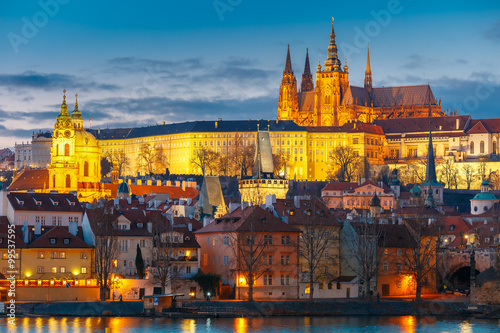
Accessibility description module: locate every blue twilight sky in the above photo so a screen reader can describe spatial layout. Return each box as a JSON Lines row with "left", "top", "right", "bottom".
{"left": 0, "top": 0, "right": 499, "bottom": 146}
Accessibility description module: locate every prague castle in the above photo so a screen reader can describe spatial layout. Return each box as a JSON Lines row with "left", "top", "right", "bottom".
{"left": 277, "top": 19, "right": 445, "bottom": 126}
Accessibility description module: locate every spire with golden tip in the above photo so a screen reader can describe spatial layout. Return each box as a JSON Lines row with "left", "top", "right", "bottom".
{"left": 285, "top": 44, "right": 293, "bottom": 73}
{"left": 58, "top": 89, "right": 69, "bottom": 117}
{"left": 324, "top": 18, "right": 342, "bottom": 72}
{"left": 364, "top": 47, "right": 372, "bottom": 92}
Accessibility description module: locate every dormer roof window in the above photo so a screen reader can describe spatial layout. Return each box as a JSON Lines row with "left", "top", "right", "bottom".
{"left": 50, "top": 238, "right": 56, "bottom": 245}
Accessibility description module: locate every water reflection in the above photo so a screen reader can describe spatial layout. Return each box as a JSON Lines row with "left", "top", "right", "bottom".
{"left": 2, "top": 316, "right": 499, "bottom": 332}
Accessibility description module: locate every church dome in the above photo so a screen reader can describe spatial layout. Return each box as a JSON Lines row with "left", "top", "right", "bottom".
{"left": 410, "top": 184, "right": 421, "bottom": 197}
{"left": 117, "top": 180, "right": 130, "bottom": 196}
{"left": 74, "top": 130, "right": 98, "bottom": 148}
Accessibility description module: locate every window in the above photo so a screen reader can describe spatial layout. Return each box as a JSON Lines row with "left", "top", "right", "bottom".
{"left": 112, "top": 259, "right": 118, "bottom": 267}
{"left": 264, "top": 235, "right": 273, "bottom": 245}
{"left": 80, "top": 252, "right": 88, "bottom": 259}
{"left": 470, "top": 141, "right": 474, "bottom": 154}
{"left": 264, "top": 255, "right": 273, "bottom": 265}
{"left": 397, "top": 263, "right": 402, "bottom": 272}
{"left": 52, "top": 267, "right": 57, "bottom": 273}
{"left": 223, "top": 255, "right": 229, "bottom": 265}
{"left": 281, "top": 235, "right": 291, "bottom": 245}
{"left": 64, "top": 143, "right": 70, "bottom": 156}
{"left": 57, "top": 217, "right": 62, "bottom": 226}
{"left": 281, "top": 255, "right": 290, "bottom": 265}
{"left": 65, "top": 174, "right": 71, "bottom": 188}
{"left": 81, "top": 266, "right": 87, "bottom": 274}
{"left": 186, "top": 266, "right": 191, "bottom": 274}
{"left": 397, "top": 249, "right": 402, "bottom": 256}
{"left": 139, "top": 239, "right": 146, "bottom": 248}
{"left": 263, "top": 274, "right": 273, "bottom": 285}
{"left": 480, "top": 141, "right": 485, "bottom": 154}
{"left": 59, "top": 252, "right": 66, "bottom": 259}
{"left": 173, "top": 266, "right": 178, "bottom": 273}
{"left": 51, "top": 252, "right": 58, "bottom": 259}
{"left": 52, "top": 216, "right": 57, "bottom": 226}
{"left": 207, "top": 237, "right": 210, "bottom": 246}
{"left": 353, "top": 138, "right": 359, "bottom": 144}
{"left": 384, "top": 249, "right": 388, "bottom": 255}
{"left": 223, "top": 236, "right": 229, "bottom": 246}
{"left": 38, "top": 251, "right": 45, "bottom": 259}
{"left": 37, "top": 266, "right": 44, "bottom": 274}
{"left": 383, "top": 262, "right": 388, "bottom": 271}
{"left": 60, "top": 267, "right": 66, "bottom": 273}
{"left": 319, "top": 282, "right": 325, "bottom": 289}
{"left": 63, "top": 239, "right": 70, "bottom": 245}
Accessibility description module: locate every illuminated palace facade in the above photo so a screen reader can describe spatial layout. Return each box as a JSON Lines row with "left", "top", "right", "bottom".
{"left": 91, "top": 120, "right": 385, "bottom": 181}
{"left": 277, "top": 20, "right": 445, "bottom": 126}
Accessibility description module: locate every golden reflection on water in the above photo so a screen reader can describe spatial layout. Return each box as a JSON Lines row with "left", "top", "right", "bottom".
{"left": 401, "top": 315, "right": 416, "bottom": 333}
{"left": 234, "top": 317, "right": 248, "bottom": 333}
{"left": 460, "top": 320, "right": 472, "bottom": 333}
{"left": 181, "top": 318, "right": 196, "bottom": 333}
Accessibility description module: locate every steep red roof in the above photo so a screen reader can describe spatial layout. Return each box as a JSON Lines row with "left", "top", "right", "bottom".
{"left": 8, "top": 169, "right": 49, "bottom": 191}
{"left": 103, "top": 183, "right": 199, "bottom": 199}
{"left": 273, "top": 198, "right": 341, "bottom": 227}
{"left": 28, "top": 226, "right": 92, "bottom": 248}
{"left": 195, "top": 206, "right": 301, "bottom": 234}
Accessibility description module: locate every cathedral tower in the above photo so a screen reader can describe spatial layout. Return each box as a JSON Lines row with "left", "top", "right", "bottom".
{"left": 364, "top": 47, "right": 372, "bottom": 93}
{"left": 277, "top": 45, "right": 299, "bottom": 122}
{"left": 314, "top": 18, "right": 350, "bottom": 126}
{"left": 300, "top": 48, "right": 314, "bottom": 92}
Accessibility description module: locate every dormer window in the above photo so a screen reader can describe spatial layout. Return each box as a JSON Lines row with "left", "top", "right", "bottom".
{"left": 63, "top": 239, "right": 70, "bottom": 245}
{"left": 449, "top": 225, "right": 455, "bottom": 231}
{"left": 137, "top": 223, "right": 143, "bottom": 228}
{"left": 50, "top": 238, "right": 57, "bottom": 245}
{"left": 36, "top": 201, "right": 42, "bottom": 207}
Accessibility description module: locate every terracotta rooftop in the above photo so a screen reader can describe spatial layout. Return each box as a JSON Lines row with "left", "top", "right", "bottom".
{"left": 103, "top": 183, "right": 199, "bottom": 200}
{"left": 374, "top": 115, "right": 470, "bottom": 134}
{"left": 28, "top": 226, "right": 92, "bottom": 249}
{"left": 8, "top": 169, "right": 49, "bottom": 192}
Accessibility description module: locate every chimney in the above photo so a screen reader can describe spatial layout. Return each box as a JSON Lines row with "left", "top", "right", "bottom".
{"left": 167, "top": 181, "right": 172, "bottom": 186}
{"left": 265, "top": 194, "right": 276, "bottom": 209}
{"left": 23, "top": 221, "right": 29, "bottom": 244}
{"left": 69, "top": 221, "right": 78, "bottom": 236}
{"left": 127, "top": 197, "right": 132, "bottom": 205}
{"left": 293, "top": 196, "right": 300, "bottom": 209}
{"left": 157, "top": 180, "right": 162, "bottom": 186}
{"left": 147, "top": 180, "right": 152, "bottom": 186}
{"left": 229, "top": 203, "right": 240, "bottom": 214}
{"left": 182, "top": 181, "right": 186, "bottom": 191}
{"left": 98, "top": 128, "right": 100, "bottom": 134}
{"left": 147, "top": 222, "right": 152, "bottom": 233}
{"left": 176, "top": 181, "right": 181, "bottom": 187}
{"left": 137, "top": 179, "right": 142, "bottom": 186}
{"left": 456, "top": 118, "right": 459, "bottom": 130}
{"left": 138, "top": 197, "right": 145, "bottom": 204}
{"left": 34, "top": 221, "right": 41, "bottom": 236}
{"left": 188, "top": 223, "right": 192, "bottom": 232}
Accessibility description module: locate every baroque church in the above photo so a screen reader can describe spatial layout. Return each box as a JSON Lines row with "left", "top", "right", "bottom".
{"left": 277, "top": 19, "right": 445, "bottom": 126}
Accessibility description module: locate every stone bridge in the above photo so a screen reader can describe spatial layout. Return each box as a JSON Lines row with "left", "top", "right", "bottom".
{"left": 437, "top": 247, "right": 496, "bottom": 288}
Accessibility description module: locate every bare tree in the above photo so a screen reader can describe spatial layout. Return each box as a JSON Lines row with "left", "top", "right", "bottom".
{"left": 272, "top": 151, "right": 291, "bottom": 178}
{"left": 341, "top": 218, "right": 384, "bottom": 299}
{"left": 479, "top": 156, "right": 491, "bottom": 180}
{"left": 460, "top": 164, "right": 475, "bottom": 190}
{"left": 297, "top": 198, "right": 340, "bottom": 301}
{"left": 103, "top": 150, "right": 130, "bottom": 176}
{"left": 150, "top": 212, "right": 176, "bottom": 294}
{"left": 88, "top": 205, "right": 119, "bottom": 301}
{"left": 439, "top": 158, "right": 458, "bottom": 189}
{"left": 225, "top": 208, "right": 293, "bottom": 301}
{"left": 191, "top": 146, "right": 219, "bottom": 176}
{"left": 402, "top": 212, "right": 440, "bottom": 302}
{"left": 138, "top": 143, "right": 168, "bottom": 175}
{"left": 228, "top": 134, "right": 255, "bottom": 177}
{"left": 327, "top": 145, "right": 362, "bottom": 182}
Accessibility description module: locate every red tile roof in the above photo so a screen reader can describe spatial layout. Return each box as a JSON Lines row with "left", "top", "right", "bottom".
{"left": 273, "top": 198, "right": 342, "bottom": 227}
{"left": 28, "top": 226, "right": 92, "bottom": 249}
{"left": 8, "top": 169, "right": 49, "bottom": 191}
{"left": 322, "top": 182, "right": 358, "bottom": 192}
{"left": 103, "top": 183, "right": 199, "bottom": 199}
{"left": 374, "top": 115, "right": 470, "bottom": 134}
{"left": 195, "top": 206, "right": 301, "bottom": 234}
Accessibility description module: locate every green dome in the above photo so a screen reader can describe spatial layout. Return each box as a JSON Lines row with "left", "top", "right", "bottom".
{"left": 410, "top": 184, "right": 421, "bottom": 197}
{"left": 481, "top": 180, "right": 490, "bottom": 187}
{"left": 472, "top": 192, "right": 498, "bottom": 200}
{"left": 117, "top": 180, "right": 130, "bottom": 195}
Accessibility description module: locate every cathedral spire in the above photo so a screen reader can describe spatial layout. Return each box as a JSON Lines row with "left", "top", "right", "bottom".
{"left": 425, "top": 122, "right": 437, "bottom": 182}
{"left": 324, "top": 18, "right": 342, "bottom": 72}
{"left": 300, "top": 48, "right": 314, "bottom": 92}
{"left": 285, "top": 44, "right": 293, "bottom": 73}
{"left": 364, "top": 47, "right": 372, "bottom": 92}
{"left": 58, "top": 89, "right": 69, "bottom": 118}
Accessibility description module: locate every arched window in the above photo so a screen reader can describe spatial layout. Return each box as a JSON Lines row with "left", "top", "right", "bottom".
{"left": 480, "top": 141, "right": 485, "bottom": 154}
{"left": 470, "top": 141, "right": 474, "bottom": 154}
{"left": 493, "top": 141, "right": 497, "bottom": 154}
{"left": 65, "top": 175, "right": 71, "bottom": 188}
{"left": 55, "top": 144, "right": 59, "bottom": 156}
{"left": 64, "top": 144, "right": 70, "bottom": 156}
{"left": 52, "top": 175, "right": 56, "bottom": 188}
{"left": 84, "top": 161, "right": 89, "bottom": 177}
{"left": 325, "top": 94, "right": 331, "bottom": 104}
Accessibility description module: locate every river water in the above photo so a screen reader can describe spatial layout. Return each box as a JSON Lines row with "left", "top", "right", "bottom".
{"left": 1, "top": 316, "right": 499, "bottom": 333}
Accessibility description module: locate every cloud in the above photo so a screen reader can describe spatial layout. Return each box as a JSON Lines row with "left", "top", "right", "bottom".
{"left": 0, "top": 71, "right": 120, "bottom": 92}
{"left": 401, "top": 54, "right": 441, "bottom": 70}
{"left": 483, "top": 20, "right": 500, "bottom": 41}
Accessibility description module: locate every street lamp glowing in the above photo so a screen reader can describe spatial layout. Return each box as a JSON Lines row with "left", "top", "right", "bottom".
{"left": 26, "top": 273, "right": 31, "bottom": 278}
{"left": 465, "top": 235, "right": 468, "bottom": 239}
{"left": 239, "top": 277, "right": 245, "bottom": 284}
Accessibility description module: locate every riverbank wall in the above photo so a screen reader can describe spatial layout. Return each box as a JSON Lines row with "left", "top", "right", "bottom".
{"left": 14, "top": 299, "right": 472, "bottom": 317}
